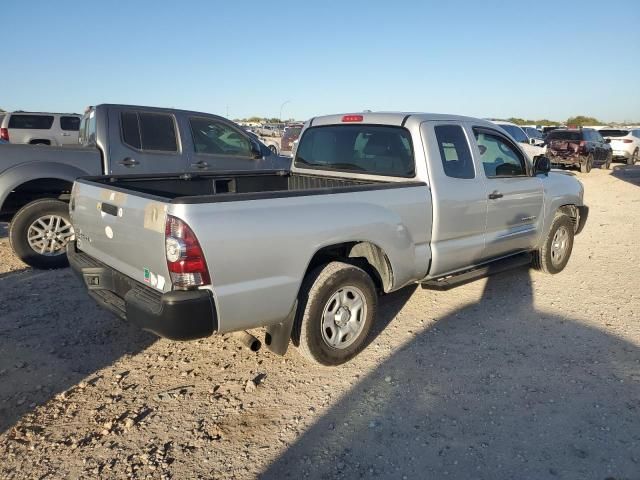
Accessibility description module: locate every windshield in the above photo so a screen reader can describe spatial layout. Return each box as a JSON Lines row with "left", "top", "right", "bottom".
{"left": 497, "top": 124, "right": 528, "bottom": 143}
{"left": 598, "top": 129, "right": 629, "bottom": 138}
{"left": 547, "top": 131, "right": 582, "bottom": 141}
{"left": 295, "top": 125, "right": 415, "bottom": 177}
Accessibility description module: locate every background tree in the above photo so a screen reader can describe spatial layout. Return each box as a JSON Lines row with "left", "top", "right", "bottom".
{"left": 566, "top": 115, "right": 600, "bottom": 126}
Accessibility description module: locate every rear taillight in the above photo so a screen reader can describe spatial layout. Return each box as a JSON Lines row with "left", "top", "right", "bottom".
{"left": 342, "top": 115, "right": 363, "bottom": 122}
{"left": 622, "top": 139, "right": 633, "bottom": 143}
{"left": 165, "top": 215, "right": 210, "bottom": 289}
{"left": 578, "top": 140, "right": 587, "bottom": 152}
{"left": 0, "top": 128, "right": 9, "bottom": 142}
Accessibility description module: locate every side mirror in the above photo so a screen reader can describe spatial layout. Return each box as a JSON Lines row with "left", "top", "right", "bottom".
{"left": 250, "top": 143, "right": 263, "bottom": 159}
{"left": 534, "top": 155, "right": 551, "bottom": 175}
{"left": 529, "top": 138, "right": 537, "bottom": 145}
{"left": 605, "top": 138, "right": 611, "bottom": 144}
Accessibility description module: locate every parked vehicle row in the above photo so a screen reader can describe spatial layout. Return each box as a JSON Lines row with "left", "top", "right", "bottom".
{"left": 0, "top": 104, "right": 290, "bottom": 268}
{"left": 68, "top": 112, "right": 587, "bottom": 366}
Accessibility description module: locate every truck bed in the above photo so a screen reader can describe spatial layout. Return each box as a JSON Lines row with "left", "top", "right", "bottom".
{"left": 80, "top": 170, "right": 403, "bottom": 203}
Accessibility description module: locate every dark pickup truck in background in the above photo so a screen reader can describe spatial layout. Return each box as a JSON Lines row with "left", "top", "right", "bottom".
{"left": 0, "top": 104, "right": 289, "bottom": 268}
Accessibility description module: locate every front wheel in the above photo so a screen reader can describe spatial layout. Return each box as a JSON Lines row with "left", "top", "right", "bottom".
{"left": 532, "top": 213, "right": 575, "bottom": 274}
{"left": 293, "top": 261, "right": 377, "bottom": 366}
{"left": 9, "top": 199, "right": 74, "bottom": 269}
{"left": 603, "top": 152, "right": 612, "bottom": 169}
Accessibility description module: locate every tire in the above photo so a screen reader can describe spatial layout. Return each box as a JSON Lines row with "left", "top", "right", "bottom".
{"left": 628, "top": 149, "right": 638, "bottom": 166}
{"left": 9, "top": 199, "right": 74, "bottom": 269}
{"left": 293, "top": 261, "right": 377, "bottom": 366}
{"left": 531, "top": 213, "right": 574, "bottom": 274}
{"left": 268, "top": 144, "right": 278, "bottom": 155}
{"left": 603, "top": 152, "right": 612, "bottom": 169}
{"left": 580, "top": 155, "right": 593, "bottom": 173}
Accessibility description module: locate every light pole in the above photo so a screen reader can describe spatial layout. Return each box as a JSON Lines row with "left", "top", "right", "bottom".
{"left": 279, "top": 100, "right": 291, "bottom": 124}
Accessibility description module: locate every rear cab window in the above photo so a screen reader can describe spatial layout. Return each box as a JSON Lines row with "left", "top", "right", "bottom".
{"left": 295, "top": 125, "right": 415, "bottom": 177}
{"left": 120, "top": 111, "right": 178, "bottom": 152}
{"left": 8, "top": 114, "right": 54, "bottom": 130}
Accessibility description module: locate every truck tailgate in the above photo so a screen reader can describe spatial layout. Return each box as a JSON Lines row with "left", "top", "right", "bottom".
{"left": 70, "top": 180, "right": 172, "bottom": 292}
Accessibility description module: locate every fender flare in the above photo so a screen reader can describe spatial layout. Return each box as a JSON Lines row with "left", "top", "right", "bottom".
{"left": 0, "top": 162, "right": 90, "bottom": 212}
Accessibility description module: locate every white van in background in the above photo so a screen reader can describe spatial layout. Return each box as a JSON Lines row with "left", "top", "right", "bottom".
{"left": 0, "top": 112, "right": 82, "bottom": 145}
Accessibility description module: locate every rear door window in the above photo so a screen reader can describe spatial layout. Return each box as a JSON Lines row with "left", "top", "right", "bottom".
{"left": 190, "top": 118, "right": 252, "bottom": 157}
{"left": 60, "top": 116, "right": 81, "bottom": 131}
{"left": 296, "top": 125, "right": 415, "bottom": 177}
{"left": 8, "top": 114, "right": 54, "bottom": 129}
{"left": 434, "top": 125, "right": 475, "bottom": 179}
{"left": 473, "top": 128, "right": 527, "bottom": 178}
{"left": 120, "top": 111, "right": 178, "bottom": 152}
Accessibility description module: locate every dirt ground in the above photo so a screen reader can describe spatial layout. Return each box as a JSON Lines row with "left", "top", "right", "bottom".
{"left": 1, "top": 165, "right": 639, "bottom": 480}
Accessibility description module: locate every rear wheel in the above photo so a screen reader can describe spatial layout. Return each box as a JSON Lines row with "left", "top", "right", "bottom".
{"left": 9, "top": 199, "right": 74, "bottom": 269}
{"left": 532, "top": 213, "right": 574, "bottom": 274}
{"left": 580, "top": 155, "right": 593, "bottom": 173}
{"left": 293, "top": 261, "right": 377, "bottom": 366}
{"left": 628, "top": 149, "right": 638, "bottom": 166}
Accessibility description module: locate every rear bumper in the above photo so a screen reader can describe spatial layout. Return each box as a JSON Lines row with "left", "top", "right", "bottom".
{"left": 547, "top": 152, "right": 582, "bottom": 166}
{"left": 68, "top": 242, "right": 217, "bottom": 340}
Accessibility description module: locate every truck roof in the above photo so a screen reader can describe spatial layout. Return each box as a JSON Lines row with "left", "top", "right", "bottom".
{"left": 92, "top": 104, "right": 232, "bottom": 121}
{"left": 308, "top": 112, "right": 496, "bottom": 129}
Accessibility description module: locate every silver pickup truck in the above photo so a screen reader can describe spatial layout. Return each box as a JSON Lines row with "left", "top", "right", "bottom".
{"left": 68, "top": 112, "right": 588, "bottom": 366}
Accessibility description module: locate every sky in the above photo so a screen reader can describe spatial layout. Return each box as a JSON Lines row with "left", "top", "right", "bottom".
{"left": 2, "top": 0, "right": 639, "bottom": 123}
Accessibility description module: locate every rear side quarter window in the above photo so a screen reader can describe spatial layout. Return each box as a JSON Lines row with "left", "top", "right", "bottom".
{"left": 434, "top": 125, "right": 475, "bottom": 179}
{"left": 60, "top": 116, "right": 81, "bottom": 131}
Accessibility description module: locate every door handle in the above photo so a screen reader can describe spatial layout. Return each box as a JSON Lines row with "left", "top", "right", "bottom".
{"left": 488, "top": 191, "right": 503, "bottom": 200}
{"left": 61, "top": 133, "right": 71, "bottom": 136}
{"left": 118, "top": 157, "right": 139, "bottom": 167}
{"left": 190, "top": 161, "right": 209, "bottom": 169}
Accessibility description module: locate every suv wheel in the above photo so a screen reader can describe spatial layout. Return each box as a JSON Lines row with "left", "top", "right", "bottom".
{"left": 580, "top": 154, "right": 593, "bottom": 173}
{"left": 293, "top": 261, "right": 377, "bottom": 366}
{"left": 9, "top": 199, "right": 74, "bottom": 269}
{"left": 603, "top": 151, "right": 612, "bottom": 169}
{"left": 629, "top": 149, "right": 638, "bottom": 166}
{"left": 532, "top": 213, "right": 575, "bottom": 274}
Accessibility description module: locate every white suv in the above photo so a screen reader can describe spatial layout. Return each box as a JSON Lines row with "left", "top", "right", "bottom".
{"left": 490, "top": 120, "right": 547, "bottom": 160}
{"left": 598, "top": 128, "right": 640, "bottom": 165}
{"left": 0, "top": 112, "right": 82, "bottom": 145}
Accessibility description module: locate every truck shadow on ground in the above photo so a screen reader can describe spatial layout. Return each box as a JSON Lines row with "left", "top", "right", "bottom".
{"left": 611, "top": 164, "right": 640, "bottom": 187}
{"left": 0, "top": 268, "right": 156, "bottom": 433}
{"left": 263, "top": 268, "right": 640, "bottom": 480}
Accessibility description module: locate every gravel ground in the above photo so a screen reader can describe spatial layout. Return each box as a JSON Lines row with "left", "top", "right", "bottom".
{"left": 1, "top": 166, "right": 639, "bottom": 480}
